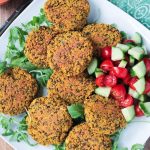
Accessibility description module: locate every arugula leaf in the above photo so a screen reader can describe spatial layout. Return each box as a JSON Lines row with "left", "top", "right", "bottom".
{"left": 131, "top": 144, "right": 144, "bottom": 150}
{"left": 67, "top": 104, "right": 84, "bottom": 119}
{"left": 0, "top": 61, "right": 8, "bottom": 75}
{"left": 54, "top": 143, "right": 65, "bottom": 150}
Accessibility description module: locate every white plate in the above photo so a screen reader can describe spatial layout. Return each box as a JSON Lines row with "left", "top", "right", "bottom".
{"left": 0, "top": 0, "right": 150, "bottom": 149}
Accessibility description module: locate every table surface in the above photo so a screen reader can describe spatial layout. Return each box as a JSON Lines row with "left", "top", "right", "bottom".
{"left": 0, "top": 1, "right": 25, "bottom": 149}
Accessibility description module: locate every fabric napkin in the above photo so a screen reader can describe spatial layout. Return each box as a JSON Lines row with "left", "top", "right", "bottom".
{"left": 109, "top": 0, "right": 150, "bottom": 29}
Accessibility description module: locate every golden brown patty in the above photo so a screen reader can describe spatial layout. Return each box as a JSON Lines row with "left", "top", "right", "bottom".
{"left": 82, "top": 24, "right": 122, "bottom": 56}
{"left": 84, "top": 95, "right": 126, "bottom": 135}
{"left": 65, "top": 123, "right": 112, "bottom": 150}
{"left": 47, "top": 31, "right": 93, "bottom": 76}
{"left": 47, "top": 72, "right": 95, "bottom": 104}
{"left": 0, "top": 68, "right": 38, "bottom": 115}
{"left": 44, "top": 0, "right": 90, "bottom": 32}
{"left": 26, "top": 97, "right": 72, "bottom": 145}
{"left": 24, "top": 26, "right": 56, "bottom": 68}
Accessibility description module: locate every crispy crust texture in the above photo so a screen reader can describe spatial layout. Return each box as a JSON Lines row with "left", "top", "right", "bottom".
{"left": 0, "top": 68, "right": 38, "bottom": 115}
{"left": 44, "top": 0, "right": 90, "bottom": 32}
{"left": 24, "top": 26, "right": 56, "bottom": 68}
{"left": 47, "top": 31, "right": 93, "bottom": 76}
{"left": 82, "top": 24, "right": 122, "bottom": 56}
{"left": 65, "top": 123, "right": 112, "bottom": 150}
{"left": 84, "top": 95, "right": 126, "bottom": 135}
{"left": 26, "top": 97, "right": 73, "bottom": 145}
{"left": 47, "top": 71, "right": 95, "bottom": 104}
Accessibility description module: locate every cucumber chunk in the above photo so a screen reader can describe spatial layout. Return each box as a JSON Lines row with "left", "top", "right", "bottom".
{"left": 111, "top": 47, "right": 124, "bottom": 61}
{"left": 128, "top": 88, "right": 140, "bottom": 99}
{"left": 118, "top": 60, "right": 127, "bottom": 68}
{"left": 131, "top": 32, "right": 142, "bottom": 45}
{"left": 121, "top": 105, "right": 135, "bottom": 122}
{"left": 129, "top": 56, "right": 135, "bottom": 66}
{"left": 139, "top": 95, "right": 146, "bottom": 102}
{"left": 95, "top": 68, "right": 104, "bottom": 78}
{"left": 87, "top": 58, "right": 98, "bottom": 75}
{"left": 133, "top": 78, "right": 145, "bottom": 94}
{"left": 132, "top": 61, "right": 146, "bottom": 78}
{"left": 140, "top": 102, "right": 150, "bottom": 116}
{"left": 116, "top": 43, "right": 130, "bottom": 53}
{"left": 142, "top": 45, "right": 147, "bottom": 54}
{"left": 128, "top": 47, "right": 145, "bottom": 60}
{"left": 95, "top": 87, "right": 111, "bottom": 98}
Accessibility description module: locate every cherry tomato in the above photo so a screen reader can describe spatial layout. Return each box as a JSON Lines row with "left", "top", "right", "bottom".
{"left": 119, "top": 94, "right": 134, "bottom": 107}
{"left": 100, "top": 60, "right": 114, "bottom": 72}
{"left": 111, "top": 84, "right": 126, "bottom": 101}
{"left": 123, "top": 39, "right": 135, "bottom": 44}
{"left": 104, "top": 75, "right": 117, "bottom": 87}
{"left": 144, "top": 79, "right": 150, "bottom": 94}
{"left": 135, "top": 105, "right": 144, "bottom": 117}
{"left": 129, "top": 77, "right": 138, "bottom": 90}
{"left": 112, "top": 67, "right": 128, "bottom": 79}
{"left": 123, "top": 73, "right": 131, "bottom": 85}
{"left": 143, "top": 58, "right": 150, "bottom": 73}
{"left": 101, "top": 46, "right": 112, "bottom": 60}
{"left": 95, "top": 75, "right": 105, "bottom": 87}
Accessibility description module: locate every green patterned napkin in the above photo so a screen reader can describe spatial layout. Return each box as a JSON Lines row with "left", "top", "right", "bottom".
{"left": 109, "top": 0, "right": 150, "bottom": 29}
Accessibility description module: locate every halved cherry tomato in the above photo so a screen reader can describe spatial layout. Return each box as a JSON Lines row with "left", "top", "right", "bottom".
{"left": 101, "top": 46, "right": 112, "bottom": 60}
{"left": 143, "top": 58, "right": 150, "bottom": 73}
{"left": 100, "top": 60, "right": 114, "bottom": 72}
{"left": 104, "top": 75, "right": 117, "bottom": 87}
{"left": 135, "top": 105, "right": 144, "bottom": 117}
{"left": 144, "top": 79, "right": 150, "bottom": 94}
{"left": 111, "top": 84, "right": 126, "bottom": 101}
{"left": 119, "top": 94, "right": 134, "bottom": 107}
{"left": 129, "top": 77, "right": 138, "bottom": 90}
{"left": 123, "top": 73, "right": 131, "bottom": 85}
{"left": 95, "top": 75, "right": 105, "bottom": 87}
{"left": 123, "top": 39, "right": 135, "bottom": 44}
{"left": 112, "top": 67, "right": 128, "bottom": 79}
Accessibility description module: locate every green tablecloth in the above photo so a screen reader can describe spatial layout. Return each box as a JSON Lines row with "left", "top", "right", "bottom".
{"left": 109, "top": 0, "right": 150, "bottom": 29}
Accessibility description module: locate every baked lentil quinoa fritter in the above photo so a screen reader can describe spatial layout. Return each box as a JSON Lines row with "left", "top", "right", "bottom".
{"left": 82, "top": 24, "right": 122, "bottom": 56}
{"left": 24, "top": 26, "right": 57, "bottom": 68}
{"left": 47, "top": 31, "right": 93, "bottom": 76}
{"left": 44, "top": 0, "right": 90, "bottom": 33}
{"left": 26, "top": 97, "right": 72, "bottom": 145}
{"left": 0, "top": 68, "right": 38, "bottom": 115}
{"left": 47, "top": 72, "right": 95, "bottom": 104}
{"left": 65, "top": 123, "right": 112, "bottom": 150}
{"left": 84, "top": 95, "right": 126, "bottom": 135}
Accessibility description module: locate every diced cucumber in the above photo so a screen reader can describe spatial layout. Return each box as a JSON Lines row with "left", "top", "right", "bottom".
{"left": 132, "top": 61, "right": 146, "bottom": 78}
{"left": 139, "top": 95, "right": 146, "bottom": 102}
{"left": 116, "top": 43, "right": 130, "bottom": 53}
{"left": 118, "top": 60, "right": 127, "bottom": 68}
{"left": 128, "top": 88, "right": 140, "bottom": 99}
{"left": 129, "top": 56, "right": 135, "bottom": 66}
{"left": 95, "top": 68, "right": 104, "bottom": 78}
{"left": 95, "top": 87, "right": 111, "bottom": 98}
{"left": 87, "top": 58, "right": 98, "bottom": 75}
{"left": 140, "top": 102, "right": 150, "bottom": 116}
{"left": 131, "top": 32, "right": 142, "bottom": 45}
{"left": 111, "top": 47, "right": 124, "bottom": 61}
{"left": 121, "top": 105, "right": 135, "bottom": 122}
{"left": 142, "top": 45, "right": 148, "bottom": 55}
{"left": 130, "top": 69, "right": 136, "bottom": 77}
{"left": 133, "top": 78, "right": 145, "bottom": 95}
{"left": 128, "top": 47, "right": 145, "bottom": 60}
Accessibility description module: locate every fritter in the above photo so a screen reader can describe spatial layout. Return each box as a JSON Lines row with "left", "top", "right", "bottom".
{"left": 82, "top": 24, "right": 122, "bottom": 56}
{"left": 24, "top": 26, "right": 56, "bottom": 68}
{"left": 47, "top": 31, "right": 93, "bottom": 76}
{"left": 84, "top": 95, "right": 126, "bottom": 135}
{"left": 0, "top": 68, "right": 38, "bottom": 115}
{"left": 26, "top": 97, "right": 72, "bottom": 145}
{"left": 47, "top": 71, "right": 95, "bottom": 104}
{"left": 44, "top": 0, "right": 90, "bottom": 33}
{"left": 65, "top": 123, "right": 112, "bottom": 150}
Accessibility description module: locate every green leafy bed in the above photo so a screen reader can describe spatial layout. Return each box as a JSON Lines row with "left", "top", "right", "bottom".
{"left": 0, "top": 8, "right": 146, "bottom": 150}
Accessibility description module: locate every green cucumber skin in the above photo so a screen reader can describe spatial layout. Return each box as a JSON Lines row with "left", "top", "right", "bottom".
{"left": 133, "top": 78, "right": 145, "bottom": 95}
{"left": 140, "top": 102, "right": 150, "bottom": 116}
